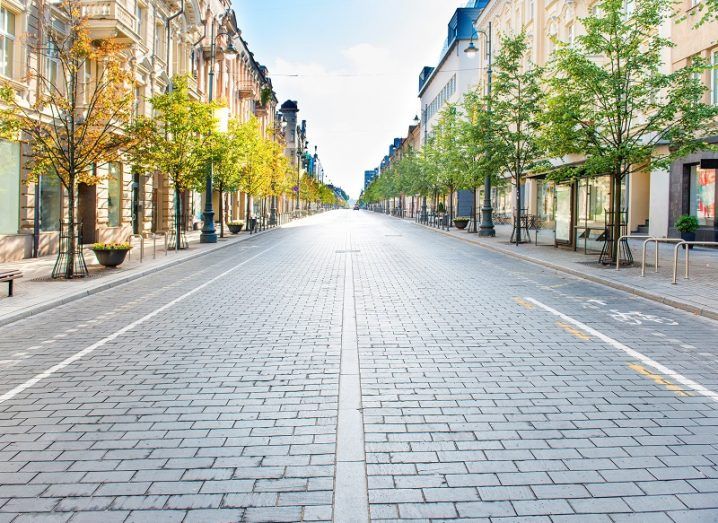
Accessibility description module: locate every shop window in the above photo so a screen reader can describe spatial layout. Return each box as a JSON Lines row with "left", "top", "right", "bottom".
{"left": 0, "top": 140, "right": 20, "bottom": 234}
{"left": 537, "top": 181, "right": 555, "bottom": 224}
{"left": 107, "top": 163, "right": 123, "bottom": 227}
{"left": 39, "top": 175, "right": 62, "bottom": 231}
{"left": 689, "top": 165, "right": 715, "bottom": 227}
{"left": 0, "top": 7, "right": 15, "bottom": 79}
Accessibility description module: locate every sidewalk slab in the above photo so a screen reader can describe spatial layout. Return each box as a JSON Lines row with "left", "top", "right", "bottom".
{"left": 400, "top": 216, "right": 718, "bottom": 321}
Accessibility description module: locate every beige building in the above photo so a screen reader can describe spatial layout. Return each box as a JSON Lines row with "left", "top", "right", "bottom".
{"left": 0, "top": 0, "right": 280, "bottom": 262}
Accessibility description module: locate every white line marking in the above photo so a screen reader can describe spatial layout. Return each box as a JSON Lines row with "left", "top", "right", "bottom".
{"left": 0, "top": 245, "right": 277, "bottom": 405}
{"left": 525, "top": 297, "right": 718, "bottom": 404}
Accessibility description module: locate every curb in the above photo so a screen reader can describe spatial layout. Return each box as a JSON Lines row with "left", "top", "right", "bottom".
{"left": 406, "top": 218, "right": 718, "bottom": 322}
{"left": 0, "top": 226, "right": 281, "bottom": 328}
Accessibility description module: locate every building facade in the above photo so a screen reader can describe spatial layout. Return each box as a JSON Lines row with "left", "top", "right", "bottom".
{"left": 0, "top": 0, "right": 280, "bottom": 262}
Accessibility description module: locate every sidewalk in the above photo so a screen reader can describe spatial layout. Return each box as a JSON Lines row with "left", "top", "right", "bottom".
{"left": 0, "top": 227, "right": 276, "bottom": 327}
{"left": 407, "top": 217, "right": 718, "bottom": 321}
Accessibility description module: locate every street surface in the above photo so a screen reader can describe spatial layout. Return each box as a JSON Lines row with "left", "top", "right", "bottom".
{"left": 1, "top": 210, "right": 717, "bottom": 523}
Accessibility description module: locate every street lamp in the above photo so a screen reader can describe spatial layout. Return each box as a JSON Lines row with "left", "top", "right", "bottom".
{"left": 295, "top": 129, "right": 306, "bottom": 211}
{"left": 465, "top": 22, "right": 495, "bottom": 237}
{"left": 200, "top": 10, "right": 238, "bottom": 244}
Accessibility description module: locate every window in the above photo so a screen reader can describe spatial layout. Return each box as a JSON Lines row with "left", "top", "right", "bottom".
{"left": 689, "top": 165, "right": 715, "bottom": 226}
{"left": 528, "top": 0, "right": 535, "bottom": 20}
{"left": 567, "top": 23, "right": 576, "bottom": 45}
{"left": 712, "top": 51, "right": 718, "bottom": 105}
{"left": 0, "top": 140, "right": 20, "bottom": 234}
{"left": 39, "top": 175, "right": 63, "bottom": 232}
{"left": 107, "top": 162, "right": 122, "bottom": 227}
{"left": 135, "top": 3, "right": 144, "bottom": 38}
{"left": 0, "top": 7, "right": 16, "bottom": 78}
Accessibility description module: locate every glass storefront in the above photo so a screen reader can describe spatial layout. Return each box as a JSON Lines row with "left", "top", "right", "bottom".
{"left": 689, "top": 165, "right": 715, "bottom": 227}
{"left": 575, "top": 176, "right": 611, "bottom": 251}
{"left": 555, "top": 184, "right": 571, "bottom": 244}
{"left": 536, "top": 181, "right": 555, "bottom": 228}
{"left": 107, "top": 162, "right": 122, "bottom": 227}
{"left": 39, "top": 175, "right": 62, "bottom": 231}
{"left": 0, "top": 140, "right": 20, "bottom": 234}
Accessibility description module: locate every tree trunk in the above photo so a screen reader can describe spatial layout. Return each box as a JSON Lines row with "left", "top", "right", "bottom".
{"left": 246, "top": 192, "right": 251, "bottom": 227}
{"left": 66, "top": 181, "right": 76, "bottom": 279}
{"left": 218, "top": 183, "right": 224, "bottom": 238}
{"left": 515, "top": 176, "right": 522, "bottom": 246}
{"left": 472, "top": 186, "right": 478, "bottom": 233}
{"left": 611, "top": 172, "right": 623, "bottom": 263}
{"left": 175, "top": 186, "right": 181, "bottom": 251}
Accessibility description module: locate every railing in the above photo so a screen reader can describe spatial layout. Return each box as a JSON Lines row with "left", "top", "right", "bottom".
{"left": 152, "top": 232, "right": 168, "bottom": 259}
{"left": 641, "top": 237, "right": 684, "bottom": 277}
{"left": 127, "top": 234, "right": 144, "bottom": 263}
{"left": 672, "top": 241, "right": 718, "bottom": 284}
{"left": 614, "top": 235, "right": 652, "bottom": 270}
{"left": 81, "top": 0, "right": 138, "bottom": 37}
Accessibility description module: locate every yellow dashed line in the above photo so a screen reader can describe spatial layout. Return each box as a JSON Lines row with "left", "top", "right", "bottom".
{"left": 513, "top": 297, "right": 535, "bottom": 310}
{"left": 628, "top": 363, "right": 692, "bottom": 397}
{"left": 556, "top": 321, "right": 591, "bottom": 341}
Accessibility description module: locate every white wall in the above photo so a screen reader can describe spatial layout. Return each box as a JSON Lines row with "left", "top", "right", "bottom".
{"left": 649, "top": 166, "right": 670, "bottom": 238}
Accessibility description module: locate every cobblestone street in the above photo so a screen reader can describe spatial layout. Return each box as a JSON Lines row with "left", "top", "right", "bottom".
{"left": 1, "top": 210, "right": 717, "bottom": 522}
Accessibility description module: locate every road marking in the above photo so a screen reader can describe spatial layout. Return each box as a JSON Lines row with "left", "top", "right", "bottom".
{"left": 333, "top": 231, "right": 369, "bottom": 523}
{"left": 513, "top": 297, "right": 535, "bottom": 310}
{"left": 525, "top": 297, "right": 718, "bottom": 404}
{"left": 628, "top": 363, "right": 691, "bottom": 397}
{"left": 556, "top": 321, "right": 591, "bottom": 341}
{"left": 0, "top": 244, "right": 278, "bottom": 405}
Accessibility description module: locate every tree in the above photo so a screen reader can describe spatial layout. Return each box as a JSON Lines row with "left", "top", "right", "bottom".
{"left": 490, "top": 31, "right": 545, "bottom": 245}
{"left": 207, "top": 117, "right": 245, "bottom": 237}
{"left": 431, "top": 104, "right": 468, "bottom": 222}
{"left": 0, "top": 0, "right": 133, "bottom": 278}
{"left": 543, "top": 0, "right": 718, "bottom": 261}
{"left": 461, "top": 90, "right": 504, "bottom": 232}
{"left": 236, "top": 118, "right": 271, "bottom": 224}
{"left": 127, "top": 75, "right": 215, "bottom": 248}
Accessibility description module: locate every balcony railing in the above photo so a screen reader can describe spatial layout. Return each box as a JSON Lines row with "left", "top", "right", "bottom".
{"left": 237, "top": 81, "right": 256, "bottom": 98}
{"left": 81, "top": 0, "right": 139, "bottom": 42}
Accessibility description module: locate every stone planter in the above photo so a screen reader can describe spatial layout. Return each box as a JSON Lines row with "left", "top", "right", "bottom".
{"left": 93, "top": 249, "right": 129, "bottom": 268}
{"left": 680, "top": 231, "right": 696, "bottom": 249}
{"left": 228, "top": 223, "right": 244, "bottom": 234}
{"left": 453, "top": 219, "right": 469, "bottom": 230}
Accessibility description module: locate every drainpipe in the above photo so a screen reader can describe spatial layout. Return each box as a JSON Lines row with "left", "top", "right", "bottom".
{"left": 166, "top": 0, "right": 184, "bottom": 92}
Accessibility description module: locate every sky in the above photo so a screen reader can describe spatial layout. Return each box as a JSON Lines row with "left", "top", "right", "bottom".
{"left": 232, "top": 0, "right": 468, "bottom": 199}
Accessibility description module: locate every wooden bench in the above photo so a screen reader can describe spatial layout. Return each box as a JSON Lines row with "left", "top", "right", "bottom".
{"left": 0, "top": 270, "right": 22, "bottom": 297}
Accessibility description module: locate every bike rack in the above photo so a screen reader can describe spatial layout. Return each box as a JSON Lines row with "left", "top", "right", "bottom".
{"left": 127, "top": 234, "right": 145, "bottom": 263}
{"left": 152, "top": 232, "right": 168, "bottom": 259}
{"left": 672, "top": 241, "right": 718, "bottom": 284}
{"left": 614, "top": 235, "right": 652, "bottom": 270}
{"left": 641, "top": 237, "right": 684, "bottom": 277}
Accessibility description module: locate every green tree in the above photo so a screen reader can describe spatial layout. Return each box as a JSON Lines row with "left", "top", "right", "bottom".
{"left": 490, "top": 31, "right": 545, "bottom": 245}
{"left": 432, "top": 104, "right": 468, "bottom": 221}
{"left": 543, "top": 0, "right": 718, "bottom": 261}
{"left": 128, "top": 75, "right": 216, "bottom": 248}
{"left": 207, "top": 117, "right": 245, "bottom": 237}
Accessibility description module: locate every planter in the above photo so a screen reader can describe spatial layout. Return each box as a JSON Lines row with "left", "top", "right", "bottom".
{"left": 453, "top": 219, "right": 469, "bottom": 230}
{"left": 93, "top": 249, "right": 129, "bottom": 268}
{"left": 228, "top": 223, "right": 244, "bottom": 234}
{"left": 680, "top": 231, "right": 696, "bottom": 249}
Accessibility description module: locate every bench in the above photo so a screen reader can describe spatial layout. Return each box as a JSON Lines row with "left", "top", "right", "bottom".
{"left": 0, "top": 270, "right": 22, "bottom": 297}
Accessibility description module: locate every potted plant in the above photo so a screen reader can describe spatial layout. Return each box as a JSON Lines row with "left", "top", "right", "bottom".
{"left": 437, "top": 202, "right": 446, "bottom": 214}
{"left": 675, "top": 214, "right": 699, "bottom": 247}
{"left": 453, "top": 216, "right": 470, "bottom": 230}
{"left": 91, "top": 242, "right": 132, "bottom": 268}
{"left": 227, "top": 220, "right": 244, "bottom": 234}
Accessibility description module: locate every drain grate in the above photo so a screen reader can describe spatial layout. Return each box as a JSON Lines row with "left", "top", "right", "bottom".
{"left": 335, "top": 250, "right": 361, "bottom": 254}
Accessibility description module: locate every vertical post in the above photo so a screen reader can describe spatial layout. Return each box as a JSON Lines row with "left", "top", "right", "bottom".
{"left": 200, "top": 20, "right": 218, "bottom": 243}
{"left": 479, "top": 22, "right": 495, "bottom": 237}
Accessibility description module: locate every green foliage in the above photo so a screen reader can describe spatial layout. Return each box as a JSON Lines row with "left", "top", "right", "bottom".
{"left": 675, "top": 214, "right": 700, "bottom": 233}
{"left": 126, "top": 75, "right": 216, "bottom": 191}
{"left": 91, "top": 242, "right": 131, "bottom": 251}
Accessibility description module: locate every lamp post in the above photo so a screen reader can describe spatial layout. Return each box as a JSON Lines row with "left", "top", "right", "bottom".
{"left": 465, "top": 21, "right": 495, "bottom": 237}
{"left": 295, "top": 128, "right": 306, "bottom": 211}
{"left": 200, "top": 11, "right": 238, "bottom": 243}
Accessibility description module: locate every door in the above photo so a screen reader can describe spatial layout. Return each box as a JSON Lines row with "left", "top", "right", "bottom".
{"left": 555, "top": 183, "right": 572, "bottom": 245}
{"left": 77, "top": 183, "right": 97, "bottom": 244}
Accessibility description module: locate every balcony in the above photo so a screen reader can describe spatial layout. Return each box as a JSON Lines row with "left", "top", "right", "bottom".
{"left": 238, "top": 81, "right": 256, "bottom": 99}
{"left": 254, "top": 104, "right": 268, "bottom": 117}
{"left": 81, "top": 0, "right": 139, "bottom": 43}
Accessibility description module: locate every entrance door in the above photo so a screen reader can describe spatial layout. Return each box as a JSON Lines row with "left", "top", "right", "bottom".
{"left": 77, "top": 183, "right": 97, "bottom": 244}
{"left": 555, "top": 184, "right": 572, "bottom": 245}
